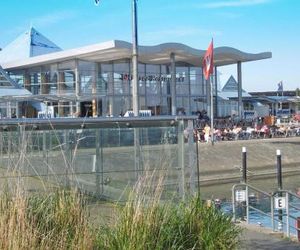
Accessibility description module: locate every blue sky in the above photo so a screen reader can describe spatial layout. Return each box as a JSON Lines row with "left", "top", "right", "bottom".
{"left": 1, "top": 0, "right": 299, "bottom": 92}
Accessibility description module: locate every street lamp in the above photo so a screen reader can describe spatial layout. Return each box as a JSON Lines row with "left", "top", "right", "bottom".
{"left": 95, "top": 0, "right": 139, "bottom": 116}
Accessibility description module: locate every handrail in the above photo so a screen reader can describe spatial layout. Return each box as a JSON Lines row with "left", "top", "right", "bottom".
{"left": 233, "top": 183, "right": 300, "bottom": 239}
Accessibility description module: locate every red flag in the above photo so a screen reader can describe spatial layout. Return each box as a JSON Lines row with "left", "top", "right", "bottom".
{"left": 202, "top": 40, "right": 214, "bottom": 80}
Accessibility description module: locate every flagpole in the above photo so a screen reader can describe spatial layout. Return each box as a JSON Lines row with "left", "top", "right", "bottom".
{"left": 210, "top": 38, "right": 214, "bottom": 146}
{"left": 202, "top": 39, "right": 214, "bottom": 145}
{"left": 210, "top": 75, "right": 214, "bottom": 146}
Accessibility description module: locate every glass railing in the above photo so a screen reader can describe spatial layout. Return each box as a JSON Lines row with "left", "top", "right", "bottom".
{"left": 0, "top": 116, "right": 197, "bottom": 201}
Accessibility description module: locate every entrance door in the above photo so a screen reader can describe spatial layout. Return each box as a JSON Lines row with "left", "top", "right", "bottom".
{"left": 80, "top": 102, "right": 93, "bottom": 117}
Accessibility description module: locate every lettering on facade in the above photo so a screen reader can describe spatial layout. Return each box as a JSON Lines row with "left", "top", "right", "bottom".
{"left": 124, "top": 110, "right": 152, "bottom": 117}
{"left": 120, "top": 74, "right": 184, "bottom": 83}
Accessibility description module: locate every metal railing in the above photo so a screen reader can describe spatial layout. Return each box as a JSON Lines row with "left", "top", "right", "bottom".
{"left": 232, "top": 183, "right": 300, "bottom": 239}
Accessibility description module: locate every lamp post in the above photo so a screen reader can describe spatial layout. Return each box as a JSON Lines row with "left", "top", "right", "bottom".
{"left": 95, "top": 0, "right": 139, "bottom": 116}
{"left": 131, "top": 0, "right": 139, "bottom": 116}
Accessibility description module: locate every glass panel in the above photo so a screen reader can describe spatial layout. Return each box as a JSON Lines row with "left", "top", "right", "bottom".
{"left": 101, "top": 63, "right": 113, "bottom": 95}
{"left": 114, "top": 62, "right": 129, "bottom": 95}
{"left": 78, "top": 61, "right": 96, "bottom": 94}
{"left": 190, "top": 67, "right": 203, "bottom": 95}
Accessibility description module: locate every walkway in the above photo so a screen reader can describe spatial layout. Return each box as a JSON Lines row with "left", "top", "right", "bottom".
{"left": 239, "top": 222, "right": 300, "bottom": 249}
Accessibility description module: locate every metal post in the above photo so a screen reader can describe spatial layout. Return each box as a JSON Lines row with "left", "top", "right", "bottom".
{"left": 210, "top": 77, "right": 214, "bottom": 145}
{"left": 242, "top": 147, "right": 247, "bottom": 183}
{"left": 237, "top": 61, "right": 243, "bottom": 120}
{"left": 242, "top": 146, "right": 247, "bottom": 221}
{"left": 277, "top": 149, "right": 282, "bottom": 190}
{"left": 42, "top": 132, "right": 48, "bottom": 177}
{"left": 132, "top": 0, "right": 139, "bottom": 116}
{"left": 246, "top": 185, "right": 249, "bottom": 224}
{"left": 271, "top": 193, "right": 275, "bottom": 231}
{"left": 64, "top": 130, "right": 70, "bottom": 187}
{"left": 286, "top": 192, "right": 290, "bottom": 237}
{"left": 187, "top": 120, "right": 195, "bottom": 194}
{"left": 196, "top": 136, "right": 200, "bottom": 195}
{"left": 170, "top": 53, "right": 176, "bottom": 115}
{"left": 178, "top": 120, "right": 185, "bottom": 201}
{"left": 95, "top": 129, "right": 101, "bottom": 196}
{"left": 134, "top": 128, "right": 140, "bottom": 180}
{"left": 214, "top": 66, "right": 218, "bottom": 117}
{"left": 277, "top": 149, "right": 283, "bottom": 228}
{"left": 232, "top": 186, "right": 236, "bottom": 222}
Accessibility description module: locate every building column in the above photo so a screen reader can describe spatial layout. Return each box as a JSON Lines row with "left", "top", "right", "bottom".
{"left": 237, "top": 61, "right": 243, "bottom": 120}
{"left": 75, "top": 60, "right": 81, "bottom": 116}
{"left": 214, "top": 66, "right": 218, "bottom": 117}
{"left": 187, "top": 67, "right": 191, "bottom": 115}
{"left": 206, "top": 78, "right": 210, "bottom": 116}
{"left": 24, "top": 71, "right": 31, "bottom": 91}
{"left": 41, "top": 72, "right": 49, "bottom": 94}
{"left": 92, "top": 64, "right": 98, "bottom": 117}
{"left": 170, "top": 53, "right": 176, "bottom": 115}
{"left": 58, "top": 71, "right": 65, "bottom": 117}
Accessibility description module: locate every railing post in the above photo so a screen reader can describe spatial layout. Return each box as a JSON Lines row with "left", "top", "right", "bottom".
{"left": 187, "top": 120, "right": 195, "bottom": 194}
{"left": 271, "top": 193, "right": 275, "bottom": 232}
{"left": 95, "top": 129, "right": 101, "bottom": 196}
{"left": 286, "top": 192, "right": 290, "bottom": 237}
{"left": 246, "top": 184, "right": 249, "bottom": 224}
{"left": 232, "top": 185, "right": 236, "bottom": 222}
{"left": 178, "top": 119, "right": 185, "bottom": 201}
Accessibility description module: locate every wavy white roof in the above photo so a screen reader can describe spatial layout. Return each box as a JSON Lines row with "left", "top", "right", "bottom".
{"left": 1, "top": 39, "right": 271, "bottom": 70}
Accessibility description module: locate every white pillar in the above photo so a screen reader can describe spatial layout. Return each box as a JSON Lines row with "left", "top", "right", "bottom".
{"left": 170, "top": 53, "right": 176, "bottom": 115}
{"left": 214, "top": 66, "right": 218, "bottom": 117}
{"left": 237, "top": 61, "right": 243, "bottom": 120}
{"left": 75, "top": 60, "right": 81, "bottom": 116}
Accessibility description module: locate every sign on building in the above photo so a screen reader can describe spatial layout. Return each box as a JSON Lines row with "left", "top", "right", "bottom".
{"left": 124, "top": 110, "right": 152, "bottom": 117}
{"left": 38, "top": 106, "right": 54, "bottom": 119}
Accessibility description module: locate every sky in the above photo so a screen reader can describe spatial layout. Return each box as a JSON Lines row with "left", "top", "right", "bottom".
{"left": 0, "top": 0, "right": 299, "bottom": 92}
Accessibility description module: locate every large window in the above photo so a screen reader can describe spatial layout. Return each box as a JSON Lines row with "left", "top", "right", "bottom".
{"left": 114, "top": 62, "right": 130, "bottom": 95}
{"left": 176, "top": 67, "right": 189, "bottom": 95}
{"left": 101, "top": 64, "right": 113, "bottom": 95}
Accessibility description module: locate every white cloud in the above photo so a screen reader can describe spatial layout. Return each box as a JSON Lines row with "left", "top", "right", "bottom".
{"left": 200, "top": 0, "right": 271, "bottom": 9}
{"left": 31, "top": 10, "right": 78, "bottom": 28}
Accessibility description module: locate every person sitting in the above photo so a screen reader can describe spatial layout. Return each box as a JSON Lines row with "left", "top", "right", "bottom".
{"left": 203, "top": 124, "right": 211, "bottom": 143}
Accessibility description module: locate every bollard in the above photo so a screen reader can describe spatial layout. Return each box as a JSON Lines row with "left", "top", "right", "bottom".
{"left": 241, "top": 147, "right": 247, "bottom": 221}
{"left": 297, "top": 217, "right": 300, "bottom": 241}
{"left": 276, "top": 149, "right": 282, "bottom": 190}
{"left": 242, "top": 147, "right": 247, "bottom": 183}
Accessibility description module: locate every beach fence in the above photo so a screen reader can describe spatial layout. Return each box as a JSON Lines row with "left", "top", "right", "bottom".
{"left": 0, "top": 116, "right": 197, "bottom": 201}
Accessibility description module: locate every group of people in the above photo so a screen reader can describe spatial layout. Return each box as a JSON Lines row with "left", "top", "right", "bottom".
{"left": 194, "top": 121, "right": 300, "bottom": 143}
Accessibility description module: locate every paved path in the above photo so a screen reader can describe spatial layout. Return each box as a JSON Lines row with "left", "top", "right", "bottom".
{"left": 239, "top": 222, "right": 300, "bottom": 249}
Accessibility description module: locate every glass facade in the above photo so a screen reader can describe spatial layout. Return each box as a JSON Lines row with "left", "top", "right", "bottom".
{"left": 8, "top": 59, "right": 213, "bottom": 118}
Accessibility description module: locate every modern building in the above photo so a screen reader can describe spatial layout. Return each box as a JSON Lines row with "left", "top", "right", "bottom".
{"left": 0, "top": 27, "right": 272, "bottom": 118}
{"left": 248, "top": 90, "right": 300, "bottom": 117}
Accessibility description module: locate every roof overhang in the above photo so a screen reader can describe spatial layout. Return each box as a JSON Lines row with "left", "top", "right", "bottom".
{"left": 1, "top": 40, "right": 272, "bottom": 70}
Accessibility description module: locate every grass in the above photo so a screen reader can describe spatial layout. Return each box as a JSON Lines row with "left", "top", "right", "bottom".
{"left": 0, "top": 172, "right": 241, "bottom": 250}
{"left": 96, "top": 172, "right": 241, "bottom": 250}
{"left": 0, "top": 186, "right": 95, "bottom": 249}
